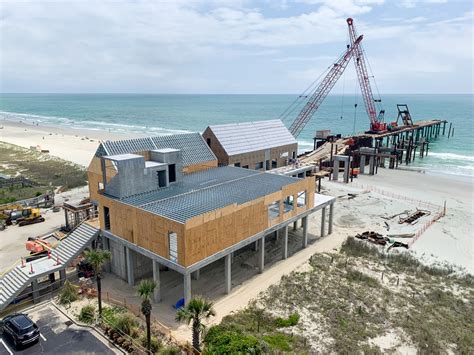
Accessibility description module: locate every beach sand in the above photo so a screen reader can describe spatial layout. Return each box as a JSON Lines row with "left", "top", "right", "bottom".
{"left": 0, "top": 119, "right": 146, "bottom": 167}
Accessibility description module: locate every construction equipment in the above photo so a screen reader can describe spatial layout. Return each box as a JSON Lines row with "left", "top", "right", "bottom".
{"left": 288, "top": 34, "right": 364, "bottom": 137}
{"left": 11, "top": 207, "right": 45, "bottom": 227}
{"left": 26, "top": 236, "right": 53, "bottom": 254}
{"left": 396, "top": 104, "right": 414, "bottom": 126}
{"left": 346, "top": 18, "right": 398, "bottom": 133}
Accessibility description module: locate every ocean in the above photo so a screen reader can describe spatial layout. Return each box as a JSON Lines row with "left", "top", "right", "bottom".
{"left": 0, "top": 93, "right": 472, "bottom": 180}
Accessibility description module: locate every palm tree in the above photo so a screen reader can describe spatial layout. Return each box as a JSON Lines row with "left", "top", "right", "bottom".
{"left": 84, "top": 249, "right": 111, "bottom": 317}
{"left": 176, "top": 297, "right": 216, "bottom": 353}
{"left": 136, "top": 279, "right": 157, "bottom": 353}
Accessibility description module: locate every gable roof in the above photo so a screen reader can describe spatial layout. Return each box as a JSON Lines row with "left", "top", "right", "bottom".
{"left": 206, "top": 119, "right": 297, "bottom": 156}
{"left": 94, "top": 133, "right": 216, "bottom": 167}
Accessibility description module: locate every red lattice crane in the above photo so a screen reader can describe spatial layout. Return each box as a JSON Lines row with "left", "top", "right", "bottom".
{"left": 289, "top": 35, "right": 364, "bottom": 137}
{"left": 347, "top": 18, "right": 391, "bottom": 133}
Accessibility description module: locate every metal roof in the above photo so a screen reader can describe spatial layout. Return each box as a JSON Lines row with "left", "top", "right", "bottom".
{"left": 207, "top": 119, "right": 297, "bottom": 156}
{"left": 95, "top": 133, "right": 216, "bottom": 167}
{"left": 114, "top": 166, "right": 301, "bottom": 223}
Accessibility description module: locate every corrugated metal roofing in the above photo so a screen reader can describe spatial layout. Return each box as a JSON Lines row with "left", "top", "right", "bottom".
{"left": 95, "top": 133, "right": 216, "bottom": 167}
{"left": 114, "top": 166, "right": 300, "bottom": 223}
{"left": 207, "top": 119, "right": 297, "bottom": 156}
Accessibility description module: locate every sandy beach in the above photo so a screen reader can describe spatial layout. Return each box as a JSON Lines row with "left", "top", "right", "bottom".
{"left": 0, "top": 119, "right": 147, "bottom": 167}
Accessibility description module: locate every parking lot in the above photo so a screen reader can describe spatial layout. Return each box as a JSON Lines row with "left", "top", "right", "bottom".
{"left": 0, "top": 303, "right": 119, "bottom": 354}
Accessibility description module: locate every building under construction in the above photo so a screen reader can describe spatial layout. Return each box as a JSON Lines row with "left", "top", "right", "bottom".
{"left": 87, "top": 133, "right": 334, "bottom": 304}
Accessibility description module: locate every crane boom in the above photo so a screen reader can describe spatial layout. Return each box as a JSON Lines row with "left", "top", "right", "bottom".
{"left": 346, "top": 18, "right": 386, "bottom": 132}
{"left": 289, "top": 35, "right": 364, "bottom": 137}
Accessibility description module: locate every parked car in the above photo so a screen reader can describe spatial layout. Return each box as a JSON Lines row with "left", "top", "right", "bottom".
{"left": 0, "top": 313, "right": 40, "bottom": 348}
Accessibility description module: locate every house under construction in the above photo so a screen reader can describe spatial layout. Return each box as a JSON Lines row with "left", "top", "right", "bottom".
{"left": 202, "top": 120, "right": 298, "bottom": 170}
{"left": 87, "top": 132, "right": 335, "bottom": 304}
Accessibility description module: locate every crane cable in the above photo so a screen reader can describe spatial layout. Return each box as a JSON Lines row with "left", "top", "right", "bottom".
{"left": 339, "top": 32, "right": 351, "bottom": 121}
{"left": 278, "top": 64, "right": 332, "bottom": 124}
{"left": 279, "top": 44, "right": 353, "bottom": 126}
{"left": 362, "top": 46, "right": 384, "bottom": 114}
{"left": 353, "top": 79, "right": 358, "bottom": 134}
{"left": 340, "top": 63, "right": 346, "bottom": 120}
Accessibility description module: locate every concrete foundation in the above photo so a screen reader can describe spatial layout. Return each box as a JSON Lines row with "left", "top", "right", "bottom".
{"left": 152, "top": 260, "right": 161, "bottom": 303}
{"left": 225, "top": 254, "right": 232, "bottom": 294}
{"left": 258, "top": 236, "right": 265, "bottom": 273}
{"left": 321, "top": 207, "right": 326, "bottom": 237}
{"left": 282, "top": 226, "right": 288, "bottom": 259}
{"left": 302, "top": 216, "right": 308, "bottom": 248}
{"left": 109, "top": 239, "right": 127, "bottom": 281}
{"left": 126, "top": 246, "right": 134, "bottom": 286}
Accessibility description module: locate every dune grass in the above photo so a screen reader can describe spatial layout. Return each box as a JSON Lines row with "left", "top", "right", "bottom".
{"left": 0, "top": 141, "right": 87, "bottom": 202}
{"left": 214, "top": 238, "right": 473, "bottom": 354}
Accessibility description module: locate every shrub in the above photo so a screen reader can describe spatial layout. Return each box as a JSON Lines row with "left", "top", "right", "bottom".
{"left": 263, "top": 333, "right": 292, "bottom": 351}
{"left": 158, "top": 345, "right": 182, "bottom": 355}
{"left": 275, "top": 313, "right": 300, "bottom": 327}
{"left": 113, "top": 313, "right": 138, "bottom": 336}
{"left": 140, "top": 334, "right": 162, "bottom": 353}
{"left": 345, "top": 269, "right": 380, "bottom": 287}
{"left": 203, "top": 325, "right": 263, "bottom": 354}
{"left": 58, "top": 280, "right": 79, "bottom": 304}
{"left": 341, "top": 237, "right": 380, "bottom": 258}
{"left": 101, "top": 306, "right": 126, "bottom": 329}
{"left": 78, "top": 304, "right": 96, "bottom": 324}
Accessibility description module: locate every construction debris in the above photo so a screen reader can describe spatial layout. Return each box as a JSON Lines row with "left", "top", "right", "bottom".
{"left": 354, "top": 231, "right": 411, "bottom": 250}
{"left": 386, "top": 233, "right": 415, "bottom": 238}
{"left": 355, "top": 231, "right": 387, "bottom": 245}
{"left": 399, "top": 209, "right": 431, "bottom": 224}
{"left": 381, "top": 210, "right": 410, "bottom": 220}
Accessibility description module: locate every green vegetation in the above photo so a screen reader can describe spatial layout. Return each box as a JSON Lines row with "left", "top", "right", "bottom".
{"left": 58, "top": 280, "right": 79, "bottom": 305}
{"left": 0, "top": 141, "right": 87, "bottom": 202}
{"left": 203, "top": 325, "right": 263, "bottom": 354}
{"left": 84, "top": 249, "right": 111, "bottom": 317}
{"left": 136, "top": 279, "right": 157, "bottom": 353}
{"left": 203, "top": 303, "right": 306, "bottom": 354}
{"left": 140, "top": 334, "right": 162, "bottom": 354}
{"left": 207, "top": 238, "right": 473, "bottom": 353}
{"left": 78, "top": 304, "right": 96, "bottom": 324}
{"left": 176, "top": 297, "right": 216, "bottom": 352}
{"left": 275, "top": 312, "right": 300, "bottom": 327}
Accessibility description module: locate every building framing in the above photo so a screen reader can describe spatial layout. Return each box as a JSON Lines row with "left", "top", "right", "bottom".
{"left": 87, "top": 133, "right": 335, "bottom": 304}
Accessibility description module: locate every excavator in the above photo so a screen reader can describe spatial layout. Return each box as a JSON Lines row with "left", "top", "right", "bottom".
{"left": 0, "top": 204, "right": 45, "bottom": 230}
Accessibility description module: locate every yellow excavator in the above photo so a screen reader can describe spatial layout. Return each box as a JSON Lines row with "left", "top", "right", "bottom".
{"left": 0, "top": 204, "right": 45, "bottom": 230}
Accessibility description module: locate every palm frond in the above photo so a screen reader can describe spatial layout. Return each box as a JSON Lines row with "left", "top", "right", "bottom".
{"left": 136, "top": 279, "right": 157, "bottom": 300}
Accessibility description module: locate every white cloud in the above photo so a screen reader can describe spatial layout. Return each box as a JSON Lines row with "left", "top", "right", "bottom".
{"left": 0, "top": 0, "right": 471, "bottom": 93}
{"left": 400, "top": 0, "right": 448, "bottom": 8}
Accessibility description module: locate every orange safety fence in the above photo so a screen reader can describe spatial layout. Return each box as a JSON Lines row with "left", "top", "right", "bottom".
{"left": 334, "top": 181, "right": 447, "bottom": 248}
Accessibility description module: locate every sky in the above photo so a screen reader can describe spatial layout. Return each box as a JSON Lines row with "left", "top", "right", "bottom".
{"left": 0, "top": 0, "right": 472, "bottom": 94}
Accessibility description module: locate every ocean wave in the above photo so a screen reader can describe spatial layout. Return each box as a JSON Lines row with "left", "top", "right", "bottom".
{"left": 0, "top": 110, "right": 74, "bottom": 124}
{"left": 1, "top": 110, "right": 191, "bottom": 136}
{"left": 428, "top": 152, "right": 474, "bottom": 162}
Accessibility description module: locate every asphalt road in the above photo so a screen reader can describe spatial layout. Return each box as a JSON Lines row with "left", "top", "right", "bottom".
{"left": 0, "top": 304, "right": 117, "bottom": 354}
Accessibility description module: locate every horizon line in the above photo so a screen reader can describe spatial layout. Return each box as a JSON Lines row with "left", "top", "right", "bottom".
{"left": 1, "top": 92, "right": 472, "bottom": 95}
